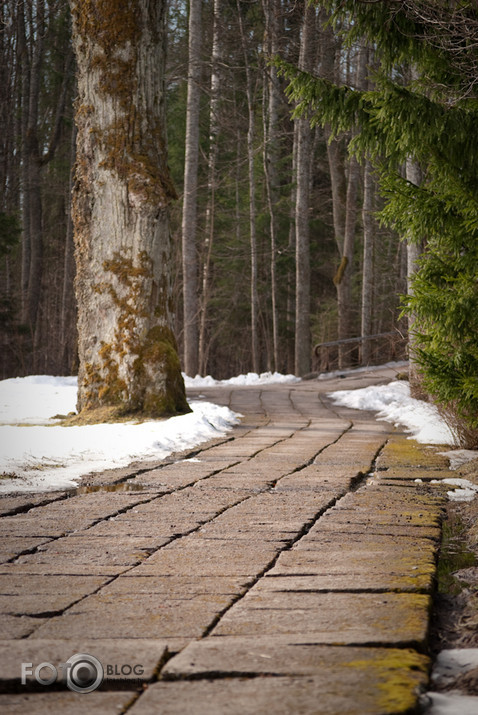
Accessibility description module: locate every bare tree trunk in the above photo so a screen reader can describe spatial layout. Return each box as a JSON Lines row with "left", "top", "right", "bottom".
{"left": 361, "top": 158, "right": 375, "bottom": 363}
{"left": 61, "top": 123, "right": 78, "bottom": 373}
{"left": 17, "top": 0, "right": 73, "bottom": 365}
{"left": 70, "top": 0, "right": 188, "bottom": 417}
{"left": 335, "top": 153, "right": 360, "bottom": 367}
{"left": 237, "top": 0, "right": 260, "bottom": 373}
{"left": 337, "top": 47, "right": 367, "bottom": 368}
{"left": 405, "top": 64, "right": 425, "bottom": 392}
{"left": 262, "top": 0, "right": 281, "bottom": 372}
{"left": 286, "top": 114, "right": 298, "bottom": 374}
{"left": 17, "top": 1, "right": 35, "bottom": 331}
{"left": 406, "top": 157, "right": 424, "bottom": 391}
{"left": 199, "top": 0, "right": 221, "bottom": 376}
{"left": 294, "top": 2, "right": 316, "bottom": 376}
{"left": 322, "top": 19, "right": 348, "bottom": 361}
{"left": 181, "top": 0, "right": 202, "bottom": 377}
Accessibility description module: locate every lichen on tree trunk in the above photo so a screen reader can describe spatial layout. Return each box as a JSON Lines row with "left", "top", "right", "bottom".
{"left": 69, "top": 0, "right": 189, "bottom": 417}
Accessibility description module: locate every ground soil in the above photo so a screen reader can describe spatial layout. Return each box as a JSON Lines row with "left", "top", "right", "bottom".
{"left": 429, "top": 457, "right": 478, "bottom": 695}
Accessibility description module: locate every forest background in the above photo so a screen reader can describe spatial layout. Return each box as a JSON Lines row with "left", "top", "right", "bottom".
{"left": 0, "top": 0, "right": 410, "bottom": 385}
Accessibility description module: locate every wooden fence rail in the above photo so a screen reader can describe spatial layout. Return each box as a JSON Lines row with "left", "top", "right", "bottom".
{"left": 313, "top": 331, "right": 408, "bottom": 373}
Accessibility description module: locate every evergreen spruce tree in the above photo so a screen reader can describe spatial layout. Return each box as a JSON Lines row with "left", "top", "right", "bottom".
{"left": 280, "top": 0, "right": 478, "bottom": 446}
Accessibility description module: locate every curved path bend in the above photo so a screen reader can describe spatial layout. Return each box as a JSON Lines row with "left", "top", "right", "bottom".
{"left": 0, "top": 366, "right": 449, "bottom": 714}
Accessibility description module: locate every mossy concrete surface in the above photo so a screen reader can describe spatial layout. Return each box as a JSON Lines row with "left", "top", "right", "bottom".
{"left": 0, "top": 372, "right": 453, "bottom": 713}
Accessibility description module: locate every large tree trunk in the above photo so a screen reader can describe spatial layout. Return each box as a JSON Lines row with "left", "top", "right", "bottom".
{"left": 70, "top": 0, "right": 188, "bottom": 417}
{"left": 181, "top": 0, "right": 202, "bottom": 377}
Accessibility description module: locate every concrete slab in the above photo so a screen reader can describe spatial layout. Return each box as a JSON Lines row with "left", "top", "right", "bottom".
{"left": 317, "top": 518, "right": 441, "bottom": 540}
{"left": 0, "top": 692, "right": 137, "bottom": 713}
{"left": 0, "top": 494, "right": 67, "bottom": 518}
{"left": 0, "top": 594, "right": 89, "bottom": 617}
{"left": 162, "top": 636, "right": 429, "bottom": 681}
{"left": 0, "top": 614, "right": 41, "bottom": 639}
{"left": 98, "top": 575, "right": 253, "bottom": 596}
{"left": 31, "top": 593, "right": 233, "bottom": 640}
{"left": 132, "top": 539, "right": 279, "bottom": 577}
{"left": 0, "top": 574, "right": 110, "bottom": 596}
{"left": 252, "top": 570, "right": 434, "bottom": 592}
{"left": 212, "top": 591, "right": 431, "bottom": 648}
{"left": 0, "top": 560, "right": 132, "bottom": 577}
{"left": 11, "top": 539, "right": 151, "bottom": 572}
{"left": 0, "top": 537, "right": 53, "bottom": 562}
{"left": 130, "top": 669, "right": 426, "bottom": 715}
{"left": 376, "top": 436, "right": 449, "bottom": 470}
{"left": 0, "top": 519, "right": 85, "bottom": 538}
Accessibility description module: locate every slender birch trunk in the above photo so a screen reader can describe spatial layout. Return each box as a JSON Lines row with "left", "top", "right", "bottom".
{"left": 294, "top": 2, "right": 316, "bottom": 376}
{"left": 199, "top": 0, "right": 221, "bottom": 376}
{"left": 336, "top": 47, "right": 367, "bottom": 368}
{"left": 406, "top": 157, "right": 424, "bottom": 391}
{"left": 18, "top": 0, "right": 44, "bottom": 336}
{"left": 181, "top": 0, "right": 202, "bottom": 377}
{"left": 406, "top": 66, "right": 425, "bottom": 393}
{"left": 262, "top": 0, "right": 281, "bottom": 371}
{"left": 361, "top": 158, "right": 375, "bottom": 363}
{"left": 237, "top": 0, "right": 260, "bottom": 373}
{"left": 69, "top": 0, "right": 188, "bottom": 417}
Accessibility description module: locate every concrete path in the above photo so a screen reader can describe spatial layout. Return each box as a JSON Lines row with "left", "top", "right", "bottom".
{"left": 0, "top": 367, "right": 450, "bottom": 713}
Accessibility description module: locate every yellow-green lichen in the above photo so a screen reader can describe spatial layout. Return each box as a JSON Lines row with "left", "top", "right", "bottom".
{"left": 345, "top": 649, "right": 430, "bottom": 713}
{"left": 377, "top": 436, "right": 450, "bottom": 470}
{"left": 82, "top": 253, "right": 189, "bottom": 417}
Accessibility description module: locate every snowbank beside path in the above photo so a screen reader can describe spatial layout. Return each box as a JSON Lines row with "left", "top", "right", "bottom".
{"left": 183, "top": 371, "right": 300, "bottom": 387}
{"left": 0, "top": 371, "right": 298, "bottom": 494}
{"left": 328, "top": 373, "right": 478, "bottom": 501}
{"left": 328, "top": 380, "right": 454, "bottom": 445}
{"left": 0, "top": 375, "right": 241, "bottom": 493}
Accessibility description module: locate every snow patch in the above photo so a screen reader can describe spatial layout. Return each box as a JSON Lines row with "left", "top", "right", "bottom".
{"left": 423, "top": 692, "right": 478, "bottom": 715}
{"left": 328, "top": 381, "right": 454, "bottom": 445}
{"left": 0, "top": 376, "right": 240, "bottom": 494}
{"left": 0, "top": 375, "right": 78, "bottom": 425}
{"left": 423, "top": 650, "right": 478, "bottom": 714}
{"left": 439, "top": 450, "right": 478, "bottom": 470}
{"left": 183, "top": 371, "right": 301, "bottom": 387}
{"left": 431, "top": 649, "right": 478, "bottom": 687}
{"left": 429, "top": 478, "right": 478, "bottom": 502}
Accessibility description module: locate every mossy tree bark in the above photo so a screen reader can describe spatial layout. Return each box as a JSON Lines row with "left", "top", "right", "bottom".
{"left": 69, "top": 0, "right": 189, "bottom": 417}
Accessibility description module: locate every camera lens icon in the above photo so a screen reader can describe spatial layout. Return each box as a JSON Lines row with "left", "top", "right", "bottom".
{"left": 66, "top": 653, "right": 104, "bottom": 693}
